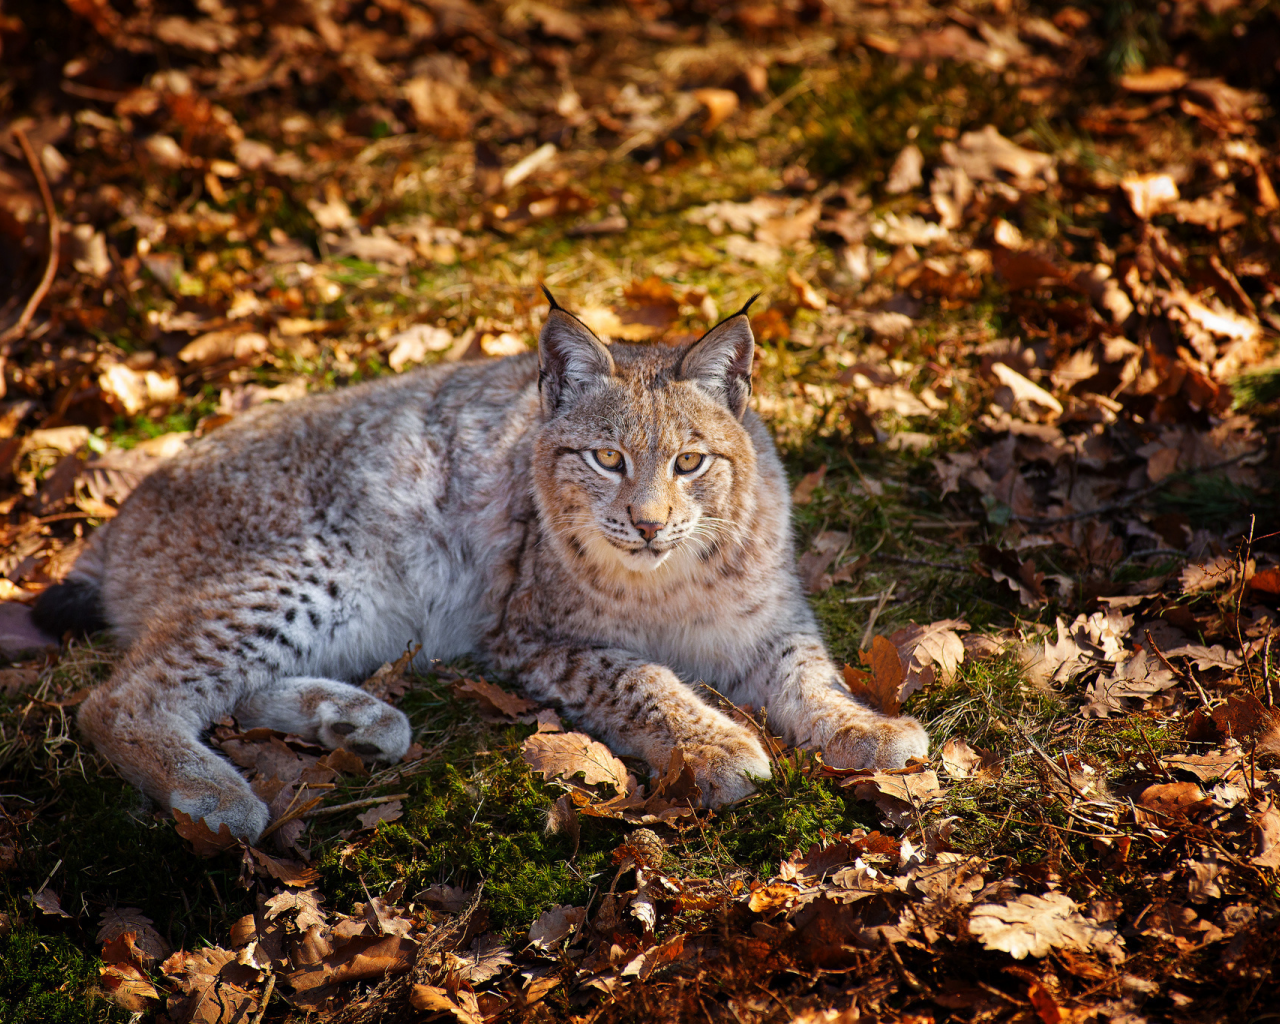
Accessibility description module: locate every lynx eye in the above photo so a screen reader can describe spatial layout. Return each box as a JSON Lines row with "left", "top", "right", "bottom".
{"left": 593, "top": 449, "right": 624, "bottom": 471}
{"left": 674, "top": 452, "right": 705, "bottom": 475}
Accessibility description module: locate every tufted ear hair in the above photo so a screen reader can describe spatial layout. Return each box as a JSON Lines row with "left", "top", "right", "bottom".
{"left": 538, "top": 287, "right": 615, "bottom": 417}
{"left": 678, "top": 296, "right": 758, "bottom": 419}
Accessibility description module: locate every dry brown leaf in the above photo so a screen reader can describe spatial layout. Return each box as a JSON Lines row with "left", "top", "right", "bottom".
{"left": 692, "top": 88, "right": 738, "bottom": 133}
{"left": 843, "top": 635, "right": 903, "bottom": 716}
{"left": 178, "top": 330, "right": 268, "bottom": 365}
{"left": 787, "top": 268, "right": 827, "bottom": 310}
{"left": 990, "top": 363, "right": 1063, "bottom": 420}
{"left": 791, "top": 464, "right": 826, "bottom": 505}
{"left": 1082, "top": 648, "right": 1177, "bottom": 718}
{"left": 449, "top": 934, "right": 515, "bottom": 985}
{"left": 1137, "top": 782, "right": 1208, "bottom": 820}
{"left": 1121, "top": 173, "right": 1179, "bottom": 220}
{"left": 1119, "top": 66, "right": 1188, "bottom": 93}
{"left": 410, "top": 985, "right": 484, "bottom": 1024}
{"left": 528, "top": 904, "right": 586, "bottom": 950}
{"left": 939, "top": 737, "right": 1001, "bottom": 781}
{"left": 885, "top": 143, "right": 924, "bottom": 194}
{"left": 29, "top": 889, "right": 71, "bottom": 918}
{"left": 162, "top": 946, "right": 260, "bottom": 1024}
{"left": 940, "top": 125, "right": 1054, "bottom": 188}
{"left": 797, "top": 531, "right": 849, "bottom": 594}
{"left": 98, "top": 908, "right": 170, "bottom": 961}
{"left": 969, "top": 892, "right": 1124, "bottom": 960}
{"left": 247, "top": 848, "right": 320, "bottom": 887}
{"left": 264, "top": 889, "right": 328, "bottom": 931}
{"left": 1252, "top": 798, "right": 1280, "bottom": 868}
{"left": 522, "top": 732, "right": 629, "bottom": 793}
{"left": 889, "top": 619, "right": 969, "bottom": 701}
{"left": 453, "top": 676, "right": 535, "bottom": 720}
{"left": 98, "top": 962, "right": 160, "bottom": 1011}
{"left": 172, "top": 809, "right": 238, "bottom": 857}
{"left": 316, "top": 747, "right": 369, "bottom": 776}
{"left": 356, "top": 799, "right": 403, "bottom": 829}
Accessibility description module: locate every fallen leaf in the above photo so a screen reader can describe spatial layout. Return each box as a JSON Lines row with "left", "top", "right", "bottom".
{"left": 692, "top": 88, "right": 738, "bottom": 133}
{"left": 453, "top": 676, "right": 535, "bottom": 720}
{"left": 940, "top": 125, "right": 1054, "bottom": 188}
{"left": 1252, "top": 798, "right": 1280, "bottom": 868}
{"left": 178, "top": 330, "right": 268, "bottom": 365}
{"left": 787, "top": 267, "right": 827, "bottom": 310}
{"left": 98, "top": 908, "right": 171, "bottom": 961}
{"left": 522, "top": 732, "right": 629, "bottom": 793}
{"left": 791, "top": 464, "right": 826, "bottom": 505}
{"left": 356, "top": 800, "right": 403, "bottom": 829}
{"left": 885, "top": 143, "right": 924, "bottom": 194}
{"left": 450, "top": 934, "right": 514, "bottom": 985}
{"left": 98, "top": 962, "right": 160, "bottom": 1011}
{"left": 264, "top": 889, "right": 328, "bottom": 931}
{"left": 939, "top": 737, "right": 1001, "bottom": 781}
{"left": 797, "top": 531, "right": 849, "bottom": 594}
{"left": 1119, "top": 66, "right": 1188, "bottom": 93}
{"left": 969, "top": 892, "right": 1124, "bottom": 960}
{"left": 172, "top": 809, "right": 239, "bottom": 857}
{"left": 29, "top": 889, "right": 71, "bottom": 918}
{"left": 528, "top": 904, "right": 586, "bottom": 950}
{"left": 889, "top": 619, "right": 969, "bottom": 701}
{"left": 844, "top": 635, "right": 904, "bottom": 716}
{"left": 1121, "top": 173, "right": 1180, "bottom": 220}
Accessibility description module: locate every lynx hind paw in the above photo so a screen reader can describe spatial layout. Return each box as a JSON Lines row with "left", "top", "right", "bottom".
{"left": 170, "top": 788, "right": 271, "bottom": 845}
{"left": 679, "top": 736, "right": 772, "bottom": 808}
{"left": 320, "top": 697, "right": 412, "bottom": 761}
{"left": 825, "top": 715, "right": 930, "bottom": 771}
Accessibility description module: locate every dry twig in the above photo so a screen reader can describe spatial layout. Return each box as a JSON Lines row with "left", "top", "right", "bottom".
{"left": 0, "top": 128, "right": 61, "bottom": 358}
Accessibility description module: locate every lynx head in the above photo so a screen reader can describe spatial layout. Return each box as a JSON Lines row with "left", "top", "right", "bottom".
{"left": 532, "top": 295, "right": 761, "bottom": 580}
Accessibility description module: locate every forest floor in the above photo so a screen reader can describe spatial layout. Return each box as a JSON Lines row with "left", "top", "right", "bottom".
{"left": 2, "top": 1, "right": 1280, "bottom": 1022}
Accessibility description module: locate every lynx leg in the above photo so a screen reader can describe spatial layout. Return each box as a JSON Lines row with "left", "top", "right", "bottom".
{"left": 749, "top": 632, "right": 929, "bottom": 770}
{"left": 235, "top": 677, "right": 412, "bottom": 761}
{"left": 492, "top": 636, "right": 771, "bottom": 805}
{"left": 79, "top": 687, "right": 271, "bottom": 842}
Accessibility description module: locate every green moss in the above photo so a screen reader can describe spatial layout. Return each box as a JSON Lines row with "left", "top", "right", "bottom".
{"left": 319, "top": 751, "right": 616, "bottom": 934}
{"left": 911, "top": 653, "right": 1071, "bottom": 751}
{"left": 0, "top": 927, "right": 125, "bottom": 1024}
{"left": 702, "top": 756, "right": 879, "bottom": 877}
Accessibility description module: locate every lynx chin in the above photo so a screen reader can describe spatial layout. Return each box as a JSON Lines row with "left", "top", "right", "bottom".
{"left": 35, "top": 292, "right": 928, "bottom": 842}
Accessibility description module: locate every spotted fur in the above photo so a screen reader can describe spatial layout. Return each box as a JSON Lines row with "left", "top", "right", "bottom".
{"left": 40, "top": 303, "right": 928, "bottom": 842}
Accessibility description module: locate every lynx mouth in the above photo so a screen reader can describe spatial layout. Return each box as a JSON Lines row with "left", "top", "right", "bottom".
{"left": 623, "top": 545, "right": 672, "bottom": 570}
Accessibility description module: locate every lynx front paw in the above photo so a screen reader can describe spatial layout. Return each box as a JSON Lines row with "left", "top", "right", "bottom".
{"left": 824, "top": 715, "right": 929, "bottom": 771}
{"left": 677, "top": 735, "right": 772, "bottom": 808}
{"left": 319, "top": 700, "right": 412, "bottom": 761}
{"left": 170, "top": 785, "right": 271, "bottom": 845}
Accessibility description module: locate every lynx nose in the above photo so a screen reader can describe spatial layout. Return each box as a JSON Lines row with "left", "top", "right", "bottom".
{"left": 633, "top": 520, "right": 663, "bottom": 542}
{"left": 628, "top": 505, "right": 667, "bottom": 542}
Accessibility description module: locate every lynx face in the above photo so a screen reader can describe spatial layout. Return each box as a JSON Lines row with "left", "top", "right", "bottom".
{"left": 532, "top": 307, "right": 759, "bottom": 581}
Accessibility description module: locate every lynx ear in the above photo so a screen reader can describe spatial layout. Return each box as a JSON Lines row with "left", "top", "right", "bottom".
{"left": 679, "top": 299, "right": 757, "bottom": 419}
{"left": 538, "top": 296, "right": 615, "bottom": 416}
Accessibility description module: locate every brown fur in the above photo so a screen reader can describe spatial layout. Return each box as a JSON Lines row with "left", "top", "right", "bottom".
{"left": 42, "top": 304, "right": 927, "bottom": 841}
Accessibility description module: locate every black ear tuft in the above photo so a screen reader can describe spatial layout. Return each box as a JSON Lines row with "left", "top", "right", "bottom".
{"left": 678, "top": 307, "right": 756, "bottom": 419}
{"left": 541, "top": 283, "right": 562, "bottom": 310}
{"left": 538, "top": 307, "right": 615, "bottom": 416}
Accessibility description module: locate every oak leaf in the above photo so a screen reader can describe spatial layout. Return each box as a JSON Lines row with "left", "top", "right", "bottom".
{"left": 452, "top": 676, "right": 535, "bottom": 720}
{"left": 98, "top": 908, "right": 171, "bottom": 962}
{"left": 528, "top": 904, "right": 586, "bottom": 950}
{"left": 843, "top": 634, "right": 903, "bottom": 716}
{"left": 522, "top": 732, "right": 629, "bottom": 793}
{"left": 889, "top": 619, "right": 969, "bottom": 700}
{"left": 969, "top": 892, "right": 1124, "bottom": 960}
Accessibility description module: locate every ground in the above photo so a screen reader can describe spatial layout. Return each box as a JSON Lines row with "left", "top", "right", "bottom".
{"left": 1, "top": 1, "right": 1280, "bottom": 1022}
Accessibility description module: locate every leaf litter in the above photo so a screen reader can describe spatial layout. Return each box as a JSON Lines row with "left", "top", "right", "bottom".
{"left": 2, "top": 0, "right": 1280, "bottom": 1021}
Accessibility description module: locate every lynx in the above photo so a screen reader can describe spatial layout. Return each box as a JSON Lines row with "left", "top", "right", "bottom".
{"left": 35, "top": 294, "right": 928, "bottom": 842}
